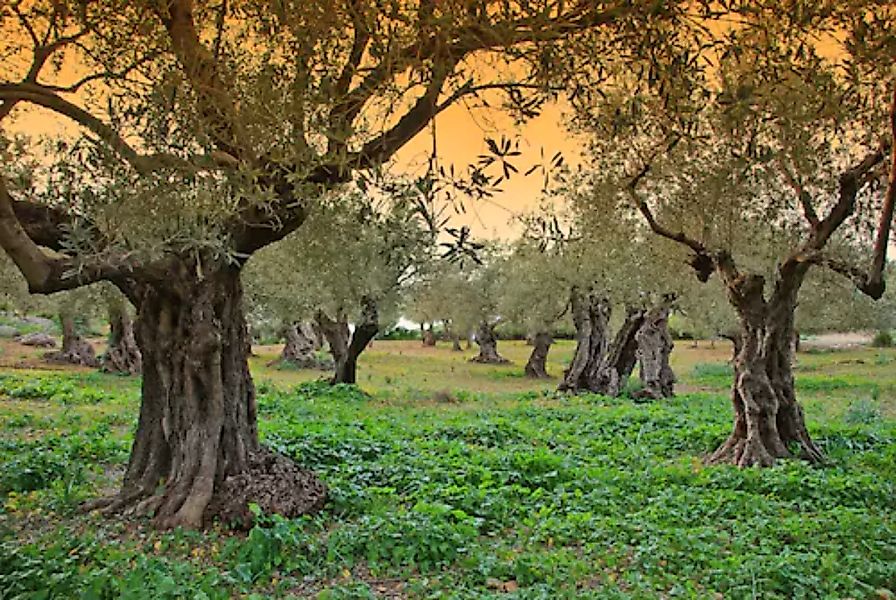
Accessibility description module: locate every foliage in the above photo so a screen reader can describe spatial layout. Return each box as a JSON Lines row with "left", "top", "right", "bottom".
{"left": 872, "top": 330, "right": 894, "bottom": 348}
{"left": 0, "top": 373, "right": 116, "bottom": 405}
{"left": 244, "top": 189, "right": 434, "bottom": 334}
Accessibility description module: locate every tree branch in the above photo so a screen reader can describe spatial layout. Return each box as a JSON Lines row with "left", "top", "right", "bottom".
{"left": 328, "top": 3, "right": 630, "bottom": 154}
{"left": 626, "top": 150, "right": 715, "bottom": 282}
{"left": 811, "top": 142, "right": 888, "bottom": 250}
{"left": 815, "top": 86, "right": 896, "bottom": 299}
{"left": 776, "top": 157, "right": 819, "bottom": 229}
{"left": 11, "top": 200, "right": 70, "bottom": 251}
{"left": 0, "top": 176, "right": 116, "bottom": 293}
{"left": 153, "top": 0, "right": 245, "bottom": 160}
{"left": 332, "top": 0, "right": 370, "bottom": 101}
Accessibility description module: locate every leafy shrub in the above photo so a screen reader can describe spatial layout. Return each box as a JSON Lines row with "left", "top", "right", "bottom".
{"left": 0, "top": 426, "right": 128, "bottom": 496}
{"left": 379, "top": 327, "right": 421, "bottom": 341}
{"left": 843, "top": 399, "right": 882, "bottom": 425}
{"left": 872, "top": 330, "right": 893, "bottom": 347}
{"left": 327, "top": 502, "right": 480, "bottom": 573}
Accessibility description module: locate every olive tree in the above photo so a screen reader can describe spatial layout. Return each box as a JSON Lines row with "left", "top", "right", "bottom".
{"left": 498, "top": 240, "right": 568, "bottom": 377}
{"left": 405, "top": 261, "right": 479, "bottom": 350}
{"left": 575, "top": 8, "right": 895, "bottom": 466}
{"left": 245, "top": 189, "right": 432, "bottom": 384}
{"left": 523, "top": 194, "right": 684, "bottom": 398}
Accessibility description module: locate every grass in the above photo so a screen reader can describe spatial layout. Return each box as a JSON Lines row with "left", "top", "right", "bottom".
{"left": 0, "top": 340, "right": 894, "bottom": 598}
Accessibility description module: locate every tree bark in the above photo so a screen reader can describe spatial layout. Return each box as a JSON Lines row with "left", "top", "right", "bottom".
{"left": 470, "top": 320, "right": 509, "bottom": 363}
{"left": 101, "top": 299, "right": 142, "bottom": 375}
{"left": 448, "top": 323, "right": 463, "bottom": 351}
{"left": 559, "top": 289, "right": 644, "bottom": 396}
{"left": 87, "top": 266, "right": 326, "bottom": 529}
{"left": 634, "top": 296, "right": 676, "bottom": 400}
{"left": 524, "top": 331, "right": 552, "bottom": 378}
{"left": 272, "top": 322, "right": 331, "bottom": 370}
{"left": 318, "top": 310, "right": 350, "bottom": 371}
{"left": 594, "top": 306, "right": 645, "bottom": 396}
{"left": 707, "top": 265, "right": 823, "bottom": 467}
{"left": 319, "top": 298, "right": 379, "bottom": 385}
{"left": 559, "top": 289, "right": 611, "bottom": 393}
{"left": 45, "top": 310, "right": 99, "bottom": 367}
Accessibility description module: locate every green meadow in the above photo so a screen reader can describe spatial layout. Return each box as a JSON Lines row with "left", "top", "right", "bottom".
{"left": 1, "top": 340, "right": 895, "bottom": 598}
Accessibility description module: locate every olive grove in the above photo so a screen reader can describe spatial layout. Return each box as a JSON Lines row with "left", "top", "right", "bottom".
{"left": 0, "top": 0, "right": 720, "bottom": 528}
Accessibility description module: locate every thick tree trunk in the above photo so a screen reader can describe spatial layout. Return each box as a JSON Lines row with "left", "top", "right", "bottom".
{"left": 634, "top": 296, "right": 676, "bottom": 400}
{"left": 46, "top": 311, "right": 98, "bottom": 367}
{"left": 305, "top": 321, "right": 324, "bottom": 350}
{"left": 319, "top": 298, "right": 378, "bottom": 385}
{"left": 707, "top": 270, "right": 823, "bottom": 467}
{"left": 101, "top": 300, "right": 142, "bottom": 375}
{"left": 593, "top": 306, "right": 645, "bottom": 396}
{"left": 86, "top": 267, "right": 326, "bottom": 529}
{"left": 559, "top": 289, "right": 644, "bottom": 396}
{"left": 559, "top": 289, "right": 611, "bottom": 393}
{"left": 524, "top": 331, "right": 552, "bottom": 378}
{"left": 272, "top": 322, "right": 331, "bottom": 370}
{"left": 470, "top": 320, "right": 509, "bottom": 363}
{"left": 720, "top": 330, "right": 742, "bottom": 363}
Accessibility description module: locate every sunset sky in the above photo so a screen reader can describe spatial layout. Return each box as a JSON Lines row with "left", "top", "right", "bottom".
{"left": 394, "top": 101, "right": 583, "bottom": 239}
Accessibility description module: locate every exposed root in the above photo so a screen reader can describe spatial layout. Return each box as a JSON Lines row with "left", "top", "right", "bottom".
{"left": 206, "top": 448, "right": 328, "bottom": 530}
{"left": 81, "top": 449, "right": 326, "bottom": 530}
{"left": 44, "top": 338, "right": 99, "bottom": 368}
{"left": 80, "top": 484, "right": 155, "bottom": 516}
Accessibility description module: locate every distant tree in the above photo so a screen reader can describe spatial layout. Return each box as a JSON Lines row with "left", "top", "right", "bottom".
{"left": 245, "top": 189, "right": 432, "bottom": 384}
{"left": 464, "top": 250, "right": 523, "bottom": 364}
{"left": 406, "top": 261, "right": 478, "bottom": 351}
{"left": 101, "top": 291, "right": 142, "bottom": 375}
{"left": 524, "top": 197, "right": 684, "bottom": 398}
{"left": 499, "top": 241, "right": 568, "bottom": 378}
{"left": 796, "top": 267, "right": 896, "bottom": 337}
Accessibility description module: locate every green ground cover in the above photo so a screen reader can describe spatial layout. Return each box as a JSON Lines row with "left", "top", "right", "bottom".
{"left": 0, "top": 341, "right": 894, "bottom": 598}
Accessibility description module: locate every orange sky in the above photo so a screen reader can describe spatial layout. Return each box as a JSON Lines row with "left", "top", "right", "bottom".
{"left": 395, "top": 101, "right": 581, "bottom": 239}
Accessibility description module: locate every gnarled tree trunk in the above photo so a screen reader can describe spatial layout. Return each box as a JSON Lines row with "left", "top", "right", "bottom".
{"left": 272, "top": 322, "right": 331, "bottom": 370}
{"left": 593, "top": 306, "right": 644, "bottom": 396}
{"left": 524, "top": 331, "right": 552, "bottom": 378}
{"left": 559, "top": 289, "right": 644, "bottom": 396}
{"left": 101, "top": 299, "right": 142, "bottom": 375}
{"left": 46, "top": 310, "right": 98, "bottom": 367}
{"left": 470, "top": 320, "right": 509, "bottom": 363}
{"left": 634, "top": 296, "right": 676, "bottom": 400}
{"left": 707, "top": 266, "right": 823, "bottom": 467}
{"left": 559, "top": 289, "right": 610, "bottom": 393}
{"left": 318, "top": 310, "right": 350, "bottom": 373}
{"left": 449, "top": 324, "right": 463, "bottom": 351}
{"left": 319, "top": 297, "right": 378, "bottom": 385}
{"left": 87, "top": 266, "right": 326, "bottom": 529}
